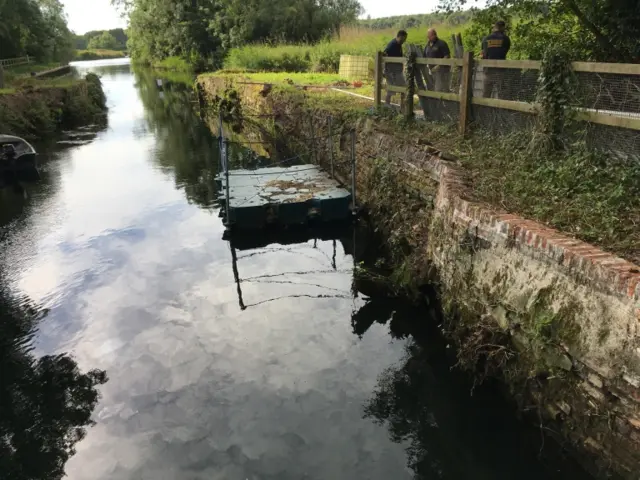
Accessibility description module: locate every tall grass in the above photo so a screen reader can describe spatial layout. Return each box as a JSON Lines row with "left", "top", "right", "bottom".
{"left": 223, "top": 24, "right": 463, "bottom": 73}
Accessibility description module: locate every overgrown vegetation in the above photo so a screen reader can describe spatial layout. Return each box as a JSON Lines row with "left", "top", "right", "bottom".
{"left": 0, "top": 0, "right": 74, "bottom": 63}
{"left": 74, "top": 49, "right": 127, "bottom": 61}
{"left": 223, "top": 25, "right": 462, "bottom": 73}
{"left": 0, "top": 73, "right": 107, "bottom": 138}
{"left": 73, "top": 28, "right": 128, "bottom": 51}
{"left": 443, "top": 0, "right": 640, "bottom": 62}
{"left": 113, "top": 0, "right": 362, "bottom": 70}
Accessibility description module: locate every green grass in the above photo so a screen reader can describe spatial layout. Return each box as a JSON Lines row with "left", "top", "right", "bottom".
{"left": 224, "top": 24, "right": 463, "bottom": 73}
{"left": 153, "top": 56, "right": 193, "bottom": 72}
{"left": 75, "top": 49, "right": 126, "bottom": 61}
{"left": 201, "top": 71, "right": 376, "bottom": 97}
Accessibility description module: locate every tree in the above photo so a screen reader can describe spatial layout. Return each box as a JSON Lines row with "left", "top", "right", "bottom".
{"left": 441, "top": 0, "right": 640, "bottom": 62}
{"left": 88, "top": 31, "right": 120, "bottom": 50}
{"left": 0, "top": 0, "right": 73, "bottom": 62}
{"left": 113, "top": 0, "right": 362, "bottom": 68}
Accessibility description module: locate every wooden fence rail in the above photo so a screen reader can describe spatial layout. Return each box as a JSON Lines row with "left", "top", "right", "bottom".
{"left": 0, "top": 56, "right": 31, "bottom": 68}
{"left": 375, "top": 53, "right": 640, "bottom": 134}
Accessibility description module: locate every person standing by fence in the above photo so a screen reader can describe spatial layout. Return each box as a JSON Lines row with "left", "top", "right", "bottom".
{"left": 424, "top": 28, "right": 451, "bottom": 92}
{"left": 383, "top": 30, "right": 408, "bottom": 105}
{"left": 481, "top": 21, "right": 511, "bottom": 99}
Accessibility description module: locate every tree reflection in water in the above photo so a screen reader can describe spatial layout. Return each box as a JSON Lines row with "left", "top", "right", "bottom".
{"left": 353, "top": 295, "right": 589, "bottom": 480}
{"left": 0, "top": 283, "right": 108, "bottom": 480}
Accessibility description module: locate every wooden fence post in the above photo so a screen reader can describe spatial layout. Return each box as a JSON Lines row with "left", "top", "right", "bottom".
{"left": 374, "top": 51, "right": 383, "bottom": 108}
{"left": 0, "top": 65, "right": 4, "bottom": 89}
{"left": 459, "top": 51, "right": 474, "bottom": 136}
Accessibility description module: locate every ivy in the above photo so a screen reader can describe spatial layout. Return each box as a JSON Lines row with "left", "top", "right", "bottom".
{"left": 404, "top": 51, "right": 417, "bottom": 121}
{"left": 532, "top": 46, "right": 577, "bottom": 151}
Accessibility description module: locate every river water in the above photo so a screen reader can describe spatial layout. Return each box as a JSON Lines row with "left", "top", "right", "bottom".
{"left": 0, "top": 60, "right": 593, "bottom": 479}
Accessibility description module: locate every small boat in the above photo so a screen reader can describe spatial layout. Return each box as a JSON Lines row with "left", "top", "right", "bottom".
{"left": 0, "top": 134, "right": 39, "bottom": 184}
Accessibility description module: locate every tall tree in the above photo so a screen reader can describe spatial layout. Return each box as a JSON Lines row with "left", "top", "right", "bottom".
{"left": 0, "top": 0, "right": 73, "bottom": 62}
{"left": 113, "top": 0, "right": 362, "bottom": 68}
{"left": 442, "top": 0, "right": 640, "bottom": 62}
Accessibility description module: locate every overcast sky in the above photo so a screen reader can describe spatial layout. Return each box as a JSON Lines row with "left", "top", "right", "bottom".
{"left": 62, "top": 0, "right": 439, "bottom": 34}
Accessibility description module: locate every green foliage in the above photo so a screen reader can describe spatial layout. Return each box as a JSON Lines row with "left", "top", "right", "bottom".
{"left": 118, "top": 0, "right": 363, "bottom": 69}
{"left": 357, "top": 11, "right": 472, "bottom": 29}
{"left": 0, "top": 74, "right": 108, "bottom": 139}
{"left": 153, "top": 56, "right": 195, "bottom": 72}
{"left": 87, "top": 32, "right": 120, "bottom": 50}
{"left": 73, "top": 28, "right": 128, "bottom": 51}
{"left": 451, "top": 129, "right": 640, "bottom": 263}
{"left": 532, "top": 45, "right": 577, "bottom": 150}
{"left": 223, "top": 24, "right": 462, "bottom": 73}
{"left": 452, "top": 0, "right": 640, "bottom": 62}
{"left": 0, "top": 0, "right": 74, "bottom": 63}
{"left": 74, "top": 49, "right": 126, "bottom": 61}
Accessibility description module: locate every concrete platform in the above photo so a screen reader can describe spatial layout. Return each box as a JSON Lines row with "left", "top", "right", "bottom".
{"left": 217, "top": 165, "right": 352, "bottom": 229}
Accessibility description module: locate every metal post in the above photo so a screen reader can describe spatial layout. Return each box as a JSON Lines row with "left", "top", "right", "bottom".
{"left": 350, "top": 129, "right": 356, "bottom": 211}
{"left": 328, "top": 116, "right": 334, "bottom": 179}
{"left": 218, "top": 110, "right": 225, "bottom": 172}
{"left": 0, "top": 65, "right": 4, "bottom": 89}
{"left": 309, "top": 114, "right": 317, "bottom": 164}
{"left": 224, "top": 139, "right": 231, "bottom": 226}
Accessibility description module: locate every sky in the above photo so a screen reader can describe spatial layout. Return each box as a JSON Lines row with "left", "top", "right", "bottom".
{"left": 62, "top": 0, "right": 438, "bottom": 34}
{"left": 62, "top": 0, "right": 126, "bottom": 34}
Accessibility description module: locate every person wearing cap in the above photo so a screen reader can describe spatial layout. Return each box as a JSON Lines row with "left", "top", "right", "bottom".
{"left": 383, "top": 30, "right": 408, "bottom": 105}
{"left": 481, "top": 21, "right": 511, "bottom": 98}
{"left": 424, "top": 28, "right": 451, "bottom": 92}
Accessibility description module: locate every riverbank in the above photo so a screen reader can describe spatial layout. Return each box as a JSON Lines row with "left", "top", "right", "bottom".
{"left": 198, "top": 73, "right": 640, "bottom": 478}
{"left": 75, "top": 49, "right": 127, "bottom": 61}
{"left": 0, "top": 73, "right": 107, "bottom": 139}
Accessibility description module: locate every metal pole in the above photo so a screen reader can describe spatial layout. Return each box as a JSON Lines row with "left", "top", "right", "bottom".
{"left": 310, "top": 114, "right": 317, "bottom": 164}
{"left": 218, "top": 110, "right": 225, "bottom": 172}
{"left": 328, "top": 116, "right": 334, "bottom": 179}
{"left": 224, "top": 139, "right": 231, "bottom": 226}
{"left": 350, "top": 129, "right": 356, "bottom": 211}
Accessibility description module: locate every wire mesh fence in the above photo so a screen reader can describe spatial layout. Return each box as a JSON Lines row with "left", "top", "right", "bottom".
{"left": 376, "top": 54, "right": 640, "bottom": 159}
{"left": 338, "top": 55, "right": 372, "bottom": 79}
{"left": 574, "top": 71, "right": 640, "bottom": 117}
{"left": 473, "top": 63, "right": 539, "bottom": 103}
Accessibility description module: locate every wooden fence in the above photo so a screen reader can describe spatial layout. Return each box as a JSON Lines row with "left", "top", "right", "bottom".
{"left": 0, "top": 56, "right": 31, "bottom": 68}
{"left": 373, "top": 52, "right": 640, "bottom": 137}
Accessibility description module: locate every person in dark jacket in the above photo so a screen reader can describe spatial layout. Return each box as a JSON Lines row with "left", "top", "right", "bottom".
{"left": 424, "top": 28, "right": 451, "bottom": 92}
{"left": 481, "top": 21, "right": 511, "bottom": 99}
{"left": 383, "top": 30, "right": 408, "bottom": 105}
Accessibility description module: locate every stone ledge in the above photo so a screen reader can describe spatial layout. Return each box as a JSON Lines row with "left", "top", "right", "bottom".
{"left": 427, "top": 157, "right": 640, "bottom": 305}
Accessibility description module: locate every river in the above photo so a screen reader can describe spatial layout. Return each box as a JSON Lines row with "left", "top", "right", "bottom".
{"left": 0, "top": 59, "right": 593, "bottom": 480}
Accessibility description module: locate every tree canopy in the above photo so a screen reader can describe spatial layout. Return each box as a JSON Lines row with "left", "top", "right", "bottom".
{"left": 0, "top": 0, "right": 74, "bottom": 62}
{"left": 88, "top": 32, "right": 120, "bottom": 50}
{"left": 442, "top": 0, "right": 640, "bottom": 62}
{"left": 114, "top": 0, "right": 362, "bottom": 68}
{"left": 74, "top": 29, "right": 128, "bottom": 51}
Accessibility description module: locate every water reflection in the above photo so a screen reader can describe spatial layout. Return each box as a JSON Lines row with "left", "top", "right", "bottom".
{"left": 134, "top": 69, "right": 219, "bottom": 209}
{"left": 354, "top": 294, "right": 589, "bottom": 479}
{"left": 0, "top": 282, "right": 108, "bottom": 480}
{"left": 0, "top": 60, "right": 595, "bottom": 480}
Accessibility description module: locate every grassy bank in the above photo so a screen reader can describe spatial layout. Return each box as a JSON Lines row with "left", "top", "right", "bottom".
{"left": 224, "top": 24, "right": 462, "bottom": 73}
{"left": 0, "top": 73, "right": 107, "bottom": 139}
{"left": 75, "top": 49, "right": 127, "bottom": 61}
{"left": 152, "top": 56, "right": 193, "bottom": 72}
{"left": 199, "top": 72, "right": 640, "bottom": 264}
{"left": 200, "top": 71, "right": 375, "bottom": 97}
